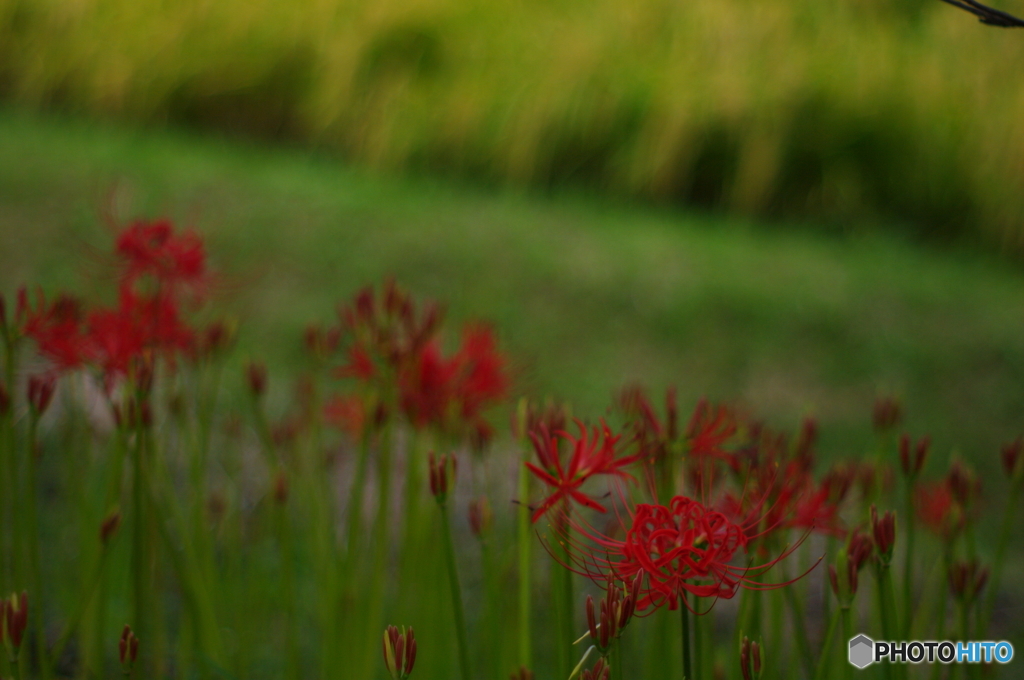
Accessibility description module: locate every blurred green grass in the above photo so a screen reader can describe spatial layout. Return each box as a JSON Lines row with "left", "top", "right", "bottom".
{"left": 2, "top": 0, "right": 1024, "bottom": 244}
{"left": 2, "top": 106, "right": 1023, "bottom": 488}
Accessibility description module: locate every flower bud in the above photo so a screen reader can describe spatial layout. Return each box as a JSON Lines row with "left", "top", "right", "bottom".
{"left": 509, "top": 667, "right": 534, "bottom": 680}
{"left": 1001, "top": 438, "right": 1023, "bottom": 481}
{"left": 948, "top": 560, "right": 989, "bottom": 604}
{"left": 382, "top": 625, "right": 416, "bottom": 680}
{"left": 899, "top": 434, "right": 930, "bottom": 478}
{"left": 870, "top": 505, "right": 896, "bottom": 565}
{"left": 27, "top": 374, "right": 56, "bottom": 415}
{"left": 2, "top": 591, "right": 28, "bottom": 658}
{"left": 0, "top": 380, "right": 9, "bottom": 417}
{"left": 872, "top": 396, "right": 903, "bottom": 433}
{"left": 468, "top": 496, "right": 492, "bottom": 537}
{"left": 428, "top": 452, "right": 457, "bottom": 504}
{"left": 100, "top": 509, "right": 122, "bottom": 545}
{"left": 119, "top": 624, "right": 139, "bottom": 672}
{"left": 246, "top": 361, "right": 267, "bottom": 397}
{"left": 273, "top": 471, "right": 289, "bottom": 505}
{"left": 581, "top": 657, "right": 609, "bottom": 680}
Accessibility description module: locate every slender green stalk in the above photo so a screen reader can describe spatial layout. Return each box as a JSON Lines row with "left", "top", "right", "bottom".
{"left": 680, "top": 596, "right": 692, "bottom": 680}
{"left": 440, "top": 502, "right": 472, "bottom": 680}
{"left": 361, "top": 425, "right": 394, "bottom": 677}
{"left": 275, "top": 498, "right": 299, "bottom": 680}
{"left": 131, "top": 417, "right": 150, "bottom": 678}
{"left": 558, "top": 512, "right": 576, "bottom": 680}
{"left": 782, "top": 572, "right": 815, "bottom": 678}
{"left": 980, "top": 482, "right": 1021, "bottom": 638}
{"left": 25, "top": 411, "right": 50, "bottom": 679}
{"left": 902, "top": 484, "right": 917, "bottom": 638}
{"left": 876, "top": 563, "right": 899, "bottom": 680}
{"left": 929, "top": 562, "right": 949, "bottom": 680}
{"left": 611, "top": 638, "right": 623, "bottom": 680}
{"left": 516, "top": 440, "right": 533, "bottom": 670}
{"left": 840, "top": 605, "right": 853, "bottom": 680}
{"left": 813, "top": 608, "right": 841, "bottom": 680}
{"left": 691, "top": 606, "right": 703, "bottom": 680}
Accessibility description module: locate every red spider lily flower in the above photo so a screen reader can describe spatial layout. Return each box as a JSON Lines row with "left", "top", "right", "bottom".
{"left": 84, "top": 290, "right": 194, "bottom": 381}
{"left": 686, "top": 399, "right": 738, "bottom": 462}
{"left": 115, "top": 218, "right": 207, "bottom": 296}
{"left": 563, "top": 495, "right": 814, "bottom": 612}
{"left": 525, "top": 419, "right": 638, "bottom": 523}
{"left": 617, "top": 385, "right": 678, "bottom": 462}
{"left": 22, "top": 290, "right": 88, "bottom": 371}
{"left": 914, "top": 480, "right": 964, "bottom": 539}
{"left": 323, "top": 393, "right": 367, "bottom": 439}
{"left": 397, "top": 324, "right": 508, "bottom": 436}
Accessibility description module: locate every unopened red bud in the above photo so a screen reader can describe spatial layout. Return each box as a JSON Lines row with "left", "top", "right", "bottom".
{"left": 246, "top": 362, "right": 267, "bottom": 397}
{"left": 0, "top": 292, "right": 6, "bottom": 330}
{"left": 100, "top": 510, "right": 122, "bottom": 545}
{"left": 273, "top": 471, "right": 289, "bottom": 505}
{"left": 4, "top": 591, "right": 28, "bottom": 650}
{"left": 0, "top": 381, "right": 9, "bottom": 416}
{"left": 15, "top": 287, "right": 27, "bottom": 327}
{"left": 873, "top": 396, "right": 903, "bottom": 433}
{"left": 27, "top": 374, "right": 56, "bottom": 415}
{"left": 468, "top": 496, "right": 492, "bottom": 537}
{"left": 509, "top": 667, "right": 535, "bottom": 680}
{"left": 382, "top": 625, "right": 416, "bottom": 679}
{"left": 870, "top": 505, "right": 896, "bottom": 563}
{"left": 428, "top": 452, "right": 457, "bottom": 503}
{"left": 119, "top": 624, "right": 139, "bottom": 669}
{"left": 1001, "top": 438, "right": 1023, "bottom": 479}
{"left": 740, "top": 637, "right": 752, "bottom": 680}
{"left": 666, "top": 387, "right": 678, "bottom": 442}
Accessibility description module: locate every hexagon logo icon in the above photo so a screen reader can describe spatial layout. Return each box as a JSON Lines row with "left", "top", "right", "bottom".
{"left": 849, "top": 634, "right": 874, "bottom": 669}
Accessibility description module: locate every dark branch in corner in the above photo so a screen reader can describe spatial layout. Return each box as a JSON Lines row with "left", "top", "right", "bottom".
{"left": 938, "top": 0, "right": 1024, "bottom": 26}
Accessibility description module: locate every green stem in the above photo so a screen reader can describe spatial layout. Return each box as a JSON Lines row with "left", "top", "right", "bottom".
{"left": 681, "top": 595, "right": 692, "bottom": 680}
{"left": 612, "top": 638, "right": 624, "bottom": 680}
{"left": 25, "top": 412, "right": 49, "bottom": 679}
{"left": 876, "top": 563, "right": 899, "bottom": 680}
{"left": 556, "top": 513, "right": 575, "bottom": 680}
{"left": 902, "top": 482, "right": 917, "bottom": 638}
{"left": 517, "top": 444, "right": 533, "bottom": 670}
{"left": 813, "top": 607, "right": 841, "bottom": 680}
{"left": 840, "top": 605, "right": 853, "bottom": 680}
{"left": 440, "top": 502, "right": 472, "bottom": 680}
{"left": 131, "top": 420, "right": 149, "bottom": 677}
{"left": 275, "top": 499, "right": 299, "bottom": 680}
{"left": 692, "top": 606, "right": 703, "bottom": 680}
{"left": 980, "top": 482, "right": 1020, "bottom": 638}
{"left": 782, "top": 571, "right": 815, "bottom": 678}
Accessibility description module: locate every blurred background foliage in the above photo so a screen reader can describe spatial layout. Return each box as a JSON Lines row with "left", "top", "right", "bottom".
{"left": 2, "top": 0, "right": 1024, "bottom": 247}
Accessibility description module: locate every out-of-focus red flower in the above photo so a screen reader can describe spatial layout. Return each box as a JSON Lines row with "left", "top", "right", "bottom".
{"left": 22, "top": 290, "right": 87, "bottom": 371}
{"left": 85, "top": 290, "right": 194, "bottom": 381}
{"left": 526, "top": 419, "right": 637, "bottom": 523}
{"left": 564, "top": 495, "right": 812, "bottom": 611}
{"left": 914, "top": 480, "right": 964, "bottom": 539}
{"left": 323, "top": 394, "right": 366, "bottom": 438}
{"left": 872, "top": 396, "right": 903, "bottom": 433}
{"left": 115, "top": 218, "right": 207, "bottom": 296}
{"left": 1002, "top": 437, "right": 1024, "bottom": 480}
{"left": 687, "top": 399, "right": 738, "bottom": 462}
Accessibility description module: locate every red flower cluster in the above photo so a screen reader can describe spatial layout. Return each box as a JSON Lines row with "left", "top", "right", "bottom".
{"left": 13, "top": 218, "right": 206, "bottom": 389}
{"left": 564, "top": 495, "right": 809, "bottom": 611}
{"left": 525, "top": 419, "right": 638, "bottom": 523}
{"left": 329, "top": 280, "right": 509, "bottom": 441}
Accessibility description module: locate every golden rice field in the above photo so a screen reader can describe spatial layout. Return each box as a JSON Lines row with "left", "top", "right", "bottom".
{"left": 2, "top": 0, "right": 1024, "bottom": 244}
